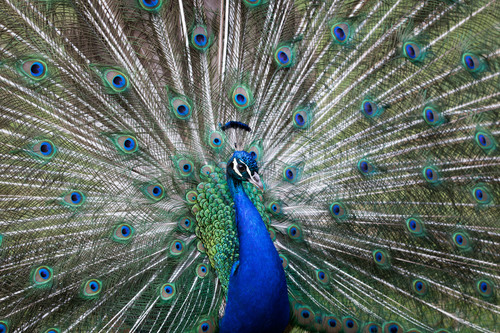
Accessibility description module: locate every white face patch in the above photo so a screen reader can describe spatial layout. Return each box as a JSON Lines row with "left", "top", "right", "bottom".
{"left": 232, "top": 159, "right": 243, "bottom": 177}
{"left": 232, "top": 159, "right": 252, "bottom": 178}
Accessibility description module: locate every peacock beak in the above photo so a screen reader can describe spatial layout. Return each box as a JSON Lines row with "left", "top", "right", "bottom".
{"left": 248, "top": 172, "right": 264, "bottom": 191}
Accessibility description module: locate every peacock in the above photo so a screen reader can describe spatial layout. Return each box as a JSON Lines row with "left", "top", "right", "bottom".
{"left": 0, "top": 0, "right": 498, "bottom": 332}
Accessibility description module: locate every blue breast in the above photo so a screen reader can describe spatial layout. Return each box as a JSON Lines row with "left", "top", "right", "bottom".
{"left": 219, "top": 177, "right": 290, "bottom": 332}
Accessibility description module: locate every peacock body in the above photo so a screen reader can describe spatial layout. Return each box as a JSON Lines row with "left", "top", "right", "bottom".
{"left": 0, "top": 0, "right": 499, "bottom": 332}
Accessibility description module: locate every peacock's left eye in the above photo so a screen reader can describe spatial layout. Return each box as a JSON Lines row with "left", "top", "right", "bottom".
{"left": 237, "top": 163, "right": 246, "bottom": 173}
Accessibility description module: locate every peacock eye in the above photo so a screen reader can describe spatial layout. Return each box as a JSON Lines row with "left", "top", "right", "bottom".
{"left": 22, "top": 59, "right": 48, "bottom": 80}
{"left": 237, "top": 163, "right": 246, "bottom": 173}
{"left": 104, "top": 70, "right": 129, "bottom": 92}
{"left": 139, "top": 0, "right": 163, "bottom": 11}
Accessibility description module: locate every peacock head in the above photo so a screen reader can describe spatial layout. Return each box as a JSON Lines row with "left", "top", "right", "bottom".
{"left": 227, "top": 151, "right": 263, "bottom": 191}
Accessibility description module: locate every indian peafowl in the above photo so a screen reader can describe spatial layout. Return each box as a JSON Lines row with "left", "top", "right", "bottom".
{"left": 0, "top": 0, "right": 498, "bottom": 332}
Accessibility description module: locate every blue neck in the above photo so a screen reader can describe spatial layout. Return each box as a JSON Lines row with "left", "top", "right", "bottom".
{"left": 219, "top": 176, "right": 289, "bottom": 333}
